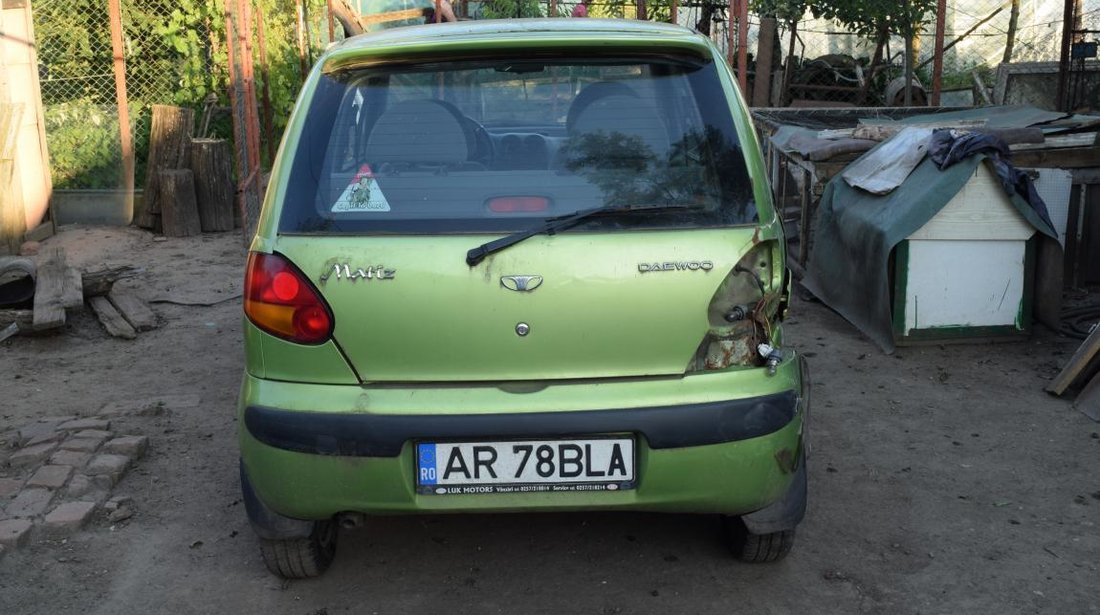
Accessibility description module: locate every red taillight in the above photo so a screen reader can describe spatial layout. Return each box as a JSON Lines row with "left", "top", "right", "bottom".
{"left": 487, "top": 196, "right": 549, "bottom": 213}
{"left": 244, "top": 252, "right": 334, "bottom": 344}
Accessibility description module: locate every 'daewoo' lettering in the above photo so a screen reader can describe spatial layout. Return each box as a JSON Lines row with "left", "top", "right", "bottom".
{"left": 638, "top": 260, "right": 713, "bottom": 273}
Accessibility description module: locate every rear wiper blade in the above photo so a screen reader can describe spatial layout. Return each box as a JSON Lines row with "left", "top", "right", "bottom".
{"left": 466, "top": 204, "right": 693, "bottom": 267}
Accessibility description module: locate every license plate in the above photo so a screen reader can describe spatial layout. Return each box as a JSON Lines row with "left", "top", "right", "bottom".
{"left": 416, "top": 438, "right": 635, "bottom": 495}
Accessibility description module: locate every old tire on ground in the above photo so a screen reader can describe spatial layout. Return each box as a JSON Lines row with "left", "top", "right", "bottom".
{"left": 723, "top": 516, "right": 796, "bottom": 563}
{"left": 259, "top": 520, "right": 338, "bottom": 578}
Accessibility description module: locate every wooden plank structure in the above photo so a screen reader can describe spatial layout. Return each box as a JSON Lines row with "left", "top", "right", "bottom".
{"left": 61, "top": 266, "right": 84, "bottom": 309}
{"left": 88, "top": 295, "right": 136, "bottom": 339}
{"left": 0, "top": 104, "right": 23, "bottom": 254}
{"left": 157, "top": 169, "right": 203, "bottom": 237}
{"left": 190, "top": 139, "right": 236, "bottom": 232}
{"left": 893, "top": 165, "right": 1038, "bottom": 344}
{"left": 107, "top": 288, "right": 157, "bottom": 332}
{"left": 31, "top": 246, "right": 67, "bottom": 331}
{"left": 137, "top": 105, "right": 195, "bottom": 231}
{"left": 1047, "top": 325, "right": 1100, "bottom": 396}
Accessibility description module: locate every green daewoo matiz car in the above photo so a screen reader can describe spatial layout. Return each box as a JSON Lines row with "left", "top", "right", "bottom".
{"left": 239, "top": 18, "right": 809, "bottom": 578}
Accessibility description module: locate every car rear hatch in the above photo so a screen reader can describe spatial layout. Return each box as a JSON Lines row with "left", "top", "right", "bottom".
{"left": 273, "top": 229, "right": 759, "bottom": 382}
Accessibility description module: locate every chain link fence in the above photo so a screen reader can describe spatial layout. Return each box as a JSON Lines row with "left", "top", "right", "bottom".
{"left": 34, "top": 0, "right": 335, "bottom": 192}
{"left": 32, "top": 0, "right": 1098, "bottom": 193}
{"left": 35, "top": 0, "right": 122, "bottom": 190}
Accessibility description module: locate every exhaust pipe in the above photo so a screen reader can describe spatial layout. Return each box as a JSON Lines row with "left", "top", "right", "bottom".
{"left": 338, "top": 512, "right": 365, "bottom": 530}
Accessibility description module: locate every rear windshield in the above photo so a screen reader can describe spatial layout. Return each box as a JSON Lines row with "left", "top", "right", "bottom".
{"left": 279, "top": 53, "right": 757, "bottom": 234}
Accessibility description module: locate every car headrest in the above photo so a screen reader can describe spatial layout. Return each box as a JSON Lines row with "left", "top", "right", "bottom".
{"left": 568, "top": 93, "right": 671, "bottom": 161}
{"left": 565, "top": 81, "right": 639, "bottom": 133}
{"left": 365, "top": 99, "right": 471, "bottom": 165}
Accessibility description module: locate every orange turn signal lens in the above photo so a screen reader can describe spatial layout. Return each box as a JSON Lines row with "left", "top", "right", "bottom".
{"left": 244, "top": 252, "right": 333, "bottom": 344}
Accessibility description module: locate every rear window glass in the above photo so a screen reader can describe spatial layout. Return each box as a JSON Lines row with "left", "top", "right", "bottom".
{"left": 279, "top": 53, "right": 756, "bottom": 234}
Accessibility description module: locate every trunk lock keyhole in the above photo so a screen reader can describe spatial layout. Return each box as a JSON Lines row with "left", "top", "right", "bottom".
{"left": 515, "top": 322, "right": 530, "bottom": 337}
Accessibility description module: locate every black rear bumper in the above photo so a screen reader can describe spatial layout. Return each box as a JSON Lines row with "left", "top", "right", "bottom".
{"left": 244, "top": 389, "right": 799, "bottom": 458}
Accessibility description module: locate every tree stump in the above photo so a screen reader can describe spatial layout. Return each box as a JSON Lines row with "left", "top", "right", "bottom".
{"left": 157, "top": 169, "right": 202, "bottom": 237}
{"left": 190, "top": 138, "right": 235, "bottom": 232}
{"left": 137, "top": 105, "right": 195, "bottom": 230}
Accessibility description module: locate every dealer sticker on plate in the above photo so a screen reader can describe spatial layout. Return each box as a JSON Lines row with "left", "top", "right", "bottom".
{"left": 416, "top": 438, "right": 635, "bottom": 495}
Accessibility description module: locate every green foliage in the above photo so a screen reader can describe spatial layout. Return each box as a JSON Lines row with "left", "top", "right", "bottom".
{"left": 36, "top": 0, "right": 332, "bottom": 189}
{"left": 750, "top": 0, "right": 811, "bottom": 24}
{"left": 477, "top": 0, "right": 545, "bottom": 18}
{"left": 42, "top": 99, "right": 124, "bottom": 189}
{"left": 810, "top": 0, "right": 936, "bottom": 38}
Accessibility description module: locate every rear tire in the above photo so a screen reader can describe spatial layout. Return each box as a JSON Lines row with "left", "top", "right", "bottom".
{"left": 723, "top": 516, "right": 795, "bottom": 563}
{"left": 259, "top": 520, "right": 338, "bottom": 578}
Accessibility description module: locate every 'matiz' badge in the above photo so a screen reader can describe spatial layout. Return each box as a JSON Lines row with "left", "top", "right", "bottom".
{"left": 331, "top": 164, "right": 391, "bottom": 213}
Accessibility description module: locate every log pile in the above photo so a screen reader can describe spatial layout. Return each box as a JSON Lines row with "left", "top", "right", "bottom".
{"left": 0, "top": 249, "right": 157, "bottom": 341}
{"left": 136, "top": 105, "right": 236, "bottom": 237}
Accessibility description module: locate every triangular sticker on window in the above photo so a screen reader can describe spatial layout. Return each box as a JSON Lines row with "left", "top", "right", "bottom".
{"left": 331, "top": 164, "right": 391, "bottom": 213}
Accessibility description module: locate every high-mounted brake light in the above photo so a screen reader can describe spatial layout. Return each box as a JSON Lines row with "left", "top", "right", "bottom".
{"left": 487, "top": 196, "right": 549, "bottom": 213}
{"left": 244, "top": 252, "right": 334, "bottom": 344}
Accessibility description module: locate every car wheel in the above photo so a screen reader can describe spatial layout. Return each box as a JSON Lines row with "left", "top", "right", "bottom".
{"left": 722, "top": 516, "right": 796, "bottom": 563}
{"left": 259, "top": 519, "right": 338, "bottom": 578}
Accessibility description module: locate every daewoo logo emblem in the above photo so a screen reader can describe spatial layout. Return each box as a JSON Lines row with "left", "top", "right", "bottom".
{"left": 501, "top": 275, "right": 543, "bottom": 292}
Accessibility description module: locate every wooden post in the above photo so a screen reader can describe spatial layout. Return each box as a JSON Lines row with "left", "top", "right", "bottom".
{"left": 295, "top": 0, "right": 309, "bottom": 79}
{"left": 636, "top": 0, "right": 647, "bottom": 21}
{"left": 670, "top": 0, "right": 677, "bottom": 25}
{"left": 226, "top": 0, "right": 262, "bottom": 241}
{"left": 0, "top": 159, "right": 21, "bottom": 254}
{"left": 781, "top": 20, "right": 798, "bottom": 106}
{"left": 726, "top": 0, "right": 735, "bottom": 69}
{"left": 931, "top": 0, "right": 946, "bottom": 106}
{"left": 737, "top": 0, "right": 749, "bottom": 97}
{"left": 1003, "top": 0, "right": 1020, "bottom": 63}
{"left": 0, "top": 103, "right": 23, "bottom": 253}
{"left": 256, "top": 7, "right": 276, "bottom": 165}
{"left": 1056, "top": 0, "right": 1075, "bottom": 111}
{"left": 327, "top": 0, "right": 336, "bottom": 42}
{"left": 157, "top": 169, "right": 202, "bottom": 237}
{"left": 238, "top": 0, "right": 261, "bottom": 183}
{"left": 136, "top": 105, "right": 194, "bottom": 230}
{"left": 107, "top": 0, "right": 134, "bottom": 224}
{"left": 798, "top": 168, "right": 810, "bottom": 267}
{"left": 904, "top": 34, "right": 914, "bottom": 106}
{"left": 191, "top": 139, "right": 236, "bottom": 232}
{"left": 753, "top": 16, "right": 777, "bottom": 107}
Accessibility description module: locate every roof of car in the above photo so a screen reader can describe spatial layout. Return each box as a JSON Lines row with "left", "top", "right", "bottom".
{"left": 322, "top": 19, "right": 712, "bottom": 72}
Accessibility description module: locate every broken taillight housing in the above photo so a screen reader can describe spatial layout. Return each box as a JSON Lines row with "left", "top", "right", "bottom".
{"left": 688, "top": 241, "right": 786, "bottom": 372}
{"left": 244, "top": 252, "right": 334, "bottom": 345}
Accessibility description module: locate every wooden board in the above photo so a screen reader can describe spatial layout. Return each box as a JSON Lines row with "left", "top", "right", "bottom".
{"left": 190, "top": 139, "right": 235, "bottom": 232}
{"left": 82, "top": 265, "right": 140, "bottom": 298}
{"left": 136, "top": 105, "right": 195, "bottom": 230}
{"left": 107, "top": 288, "right": 157, "bottom": 331}
{"left": 158, "top": 169, "right": 202, "bottom": 237}
{"left": 88, "top": 295, "right": 136, "bottom": 339}
{"left": 907, "top": 165, "right": 1036, "bottom": 241}
{"left": 1012, "top": 147, "right": 1100, "bottom": 169}
{"left": 61, "top": 266, "right": 83, "bottom": 309}
{"left": 1047, "top": 325, "right": 1100, "bottom": 396}
{"left": 31, "top": 246, "right": 66, "bottom": 331}
{"left": 904, "top": 239, "right": 1027, "bottom": 332}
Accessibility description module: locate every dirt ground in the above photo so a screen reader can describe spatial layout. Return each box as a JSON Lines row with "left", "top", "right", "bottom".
{"left": 1, "top": 226, "right": 1097, "bottom": 614}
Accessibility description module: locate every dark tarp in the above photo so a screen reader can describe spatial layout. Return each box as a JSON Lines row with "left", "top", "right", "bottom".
{"left": 802, "top": 152, "right": 1058, "bottom": 353}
